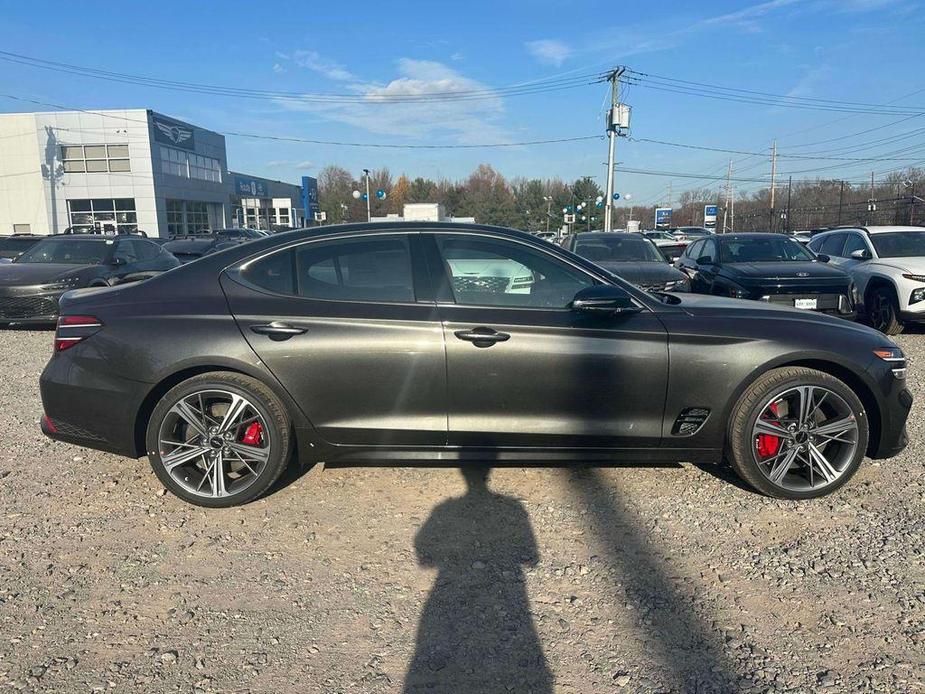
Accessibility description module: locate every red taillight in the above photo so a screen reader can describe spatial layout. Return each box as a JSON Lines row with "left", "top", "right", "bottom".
{"left": 54, "top": 315, "right": 102, "bottom": 352}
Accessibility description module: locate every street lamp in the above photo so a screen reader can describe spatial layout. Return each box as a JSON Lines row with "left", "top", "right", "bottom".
{"left": 352, "top": 168, "right": 373, "bottom": 222}
{"left": 543, "top": 195, "right": 553, "bottom": 233}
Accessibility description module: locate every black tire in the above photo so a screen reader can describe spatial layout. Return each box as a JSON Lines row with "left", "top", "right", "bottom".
{"left": 867, "top": 285, "right": 903, "bottom": 335}
{"left": 726, "top": 367, "right": 869, "bottom": 500}
{"left": 145, "top": 372, "right": 292, "bottom": 508}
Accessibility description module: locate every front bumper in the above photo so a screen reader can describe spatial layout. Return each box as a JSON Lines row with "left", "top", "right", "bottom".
{"left": 0, "top": 286, "right": 64, "bottom": 324}
{"left": 869, "top": 369, "right": 913, "bottom": 459}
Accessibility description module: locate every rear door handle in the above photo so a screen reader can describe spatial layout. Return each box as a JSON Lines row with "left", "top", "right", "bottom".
{"left": 250, "top": 322, "right": 307, "bottom": 340}
{"left": 454, "top": 327, "right": 511, "bottom": 347}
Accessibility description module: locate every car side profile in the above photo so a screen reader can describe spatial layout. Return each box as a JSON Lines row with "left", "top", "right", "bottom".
{"left": 807, "top": 226, "right": 925, "bottom": 335}
{"left": 40, "top": 223, "right": 910, "bottom": 507}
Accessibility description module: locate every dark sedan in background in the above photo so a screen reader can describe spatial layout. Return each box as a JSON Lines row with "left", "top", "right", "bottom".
{"left": 675, "top": 233, "right": 856, "bottom": 318}
{"left": 561, "top": 232, "right": 690, "bottom": 292}
{"left": 39, "top": 223, "right": 909, "bottom": 507}
{"left": 162, "top": 229, "right": 265, "bottom": 264}
{"left": 0, "top": 235, "right": 179, "bottom": 324}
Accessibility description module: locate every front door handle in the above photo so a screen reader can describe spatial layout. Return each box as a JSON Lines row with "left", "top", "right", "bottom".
{"left": 454, "top": 327, "right": 511, "bottom": 348}
{"left": 250, "top": 322, "right": 307, "bottom": 341}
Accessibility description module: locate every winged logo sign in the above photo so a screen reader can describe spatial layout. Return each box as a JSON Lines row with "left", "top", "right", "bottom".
{"left": 152, "top": 117, "right": 196, "bottom": 150}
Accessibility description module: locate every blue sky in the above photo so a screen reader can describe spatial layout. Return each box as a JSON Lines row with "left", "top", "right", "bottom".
{"left": 1, "top": 0, "right": 923, "bottom": 206}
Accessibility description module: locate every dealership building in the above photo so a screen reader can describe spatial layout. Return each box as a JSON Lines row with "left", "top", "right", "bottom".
{"left": 0, "top": 109, "right": 310, "bottom": 237}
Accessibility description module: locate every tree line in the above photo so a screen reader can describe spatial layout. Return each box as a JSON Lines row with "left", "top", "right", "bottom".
{"left": 317, "top": 163, "right": 925, "bottom": 231}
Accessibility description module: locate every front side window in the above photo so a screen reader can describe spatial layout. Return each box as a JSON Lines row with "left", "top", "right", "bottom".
{"left": 435, "top": 235, "right": 594, "bottom": 309}
{"left": 700, "top": 239, "right": 718, "bottom": 262}
{"left": 842, "top": 233, "right": 869, "bottom": 258}
{"left": 241, "top": 235, "right": 415, "bottom": 303}
{"left": 685, "top": 239, "right": 704, "bottom": 260}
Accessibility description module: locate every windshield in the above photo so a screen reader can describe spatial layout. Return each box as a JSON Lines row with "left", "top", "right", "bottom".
{"left": 720, "top": 236, "right": 815, "bottom": 263}
{"left": 15, "top": 238, "right": 112, "bottom": 265}
{"left": 574, "top": 236, "right": 664, "bottom": 262}
{"left": 869, "top": 232, "right": 925, "bottom": 258}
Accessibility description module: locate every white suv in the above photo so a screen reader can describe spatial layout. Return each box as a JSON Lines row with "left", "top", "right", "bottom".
{"left": 807, "top": 226, "right": 925, "bottom": 334}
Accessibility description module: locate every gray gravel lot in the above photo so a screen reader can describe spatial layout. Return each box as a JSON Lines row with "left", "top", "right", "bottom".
{"left": 0, "top": 329, "right": 923, "bottom": 693}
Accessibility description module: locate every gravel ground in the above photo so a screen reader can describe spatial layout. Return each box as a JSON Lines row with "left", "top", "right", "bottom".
{"left": 0, "top": 329, "right": 923, "bottom": 693}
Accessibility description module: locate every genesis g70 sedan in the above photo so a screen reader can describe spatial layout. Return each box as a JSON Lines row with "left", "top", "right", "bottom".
{"left": 40, "top": 223, "right": 911, "bottom": 507}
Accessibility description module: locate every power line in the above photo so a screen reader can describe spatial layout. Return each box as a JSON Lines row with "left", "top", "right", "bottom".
{"left": 629, "top": 136, "right": 923, "bottom": 161}
{"left": 0, "top": 94, "right": 604, "bottom": 149}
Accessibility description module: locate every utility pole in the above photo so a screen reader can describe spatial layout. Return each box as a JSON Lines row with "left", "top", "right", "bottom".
{"left": 785, "top": 176, "right": 792, "bottom": 233}
{"left": 544, "top": 196, "right": 552, "bottom": 233}
{"left": 837, "top": 180, "right": 845, "bottom": 225}
{"left": 722, "top": 160, "right": 732, "bottom": 233}
{"left": 603, "top": 67, "right": 627, "bottom": 232}
{"left": 769, "top": 140, "right": 777, "bottom": 232}
{"left": 868, "top": 171, "right": 875, "bottom": 225}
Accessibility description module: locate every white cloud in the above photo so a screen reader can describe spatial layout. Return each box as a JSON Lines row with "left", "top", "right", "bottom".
{"left": 265, "top": 159, "right": 315, "bottom": 170}
{"left": 272, "top": 63, "right": 285, "bottom": 74}
{"left": 524, "top": 39, "right": 572, "bottom": 66}
{"left": 277, "top": 49, "right": 355, "bottom": 81}
{"left": 276, "top": 58, "right": 509, "bottom": 144}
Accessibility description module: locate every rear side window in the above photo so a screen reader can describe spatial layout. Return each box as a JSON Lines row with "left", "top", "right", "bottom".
{"left": 241, "top": 235, "right": 415, "bottom": 303}
{"left": 819, "top": 233, "right": 847, "bottom": 256}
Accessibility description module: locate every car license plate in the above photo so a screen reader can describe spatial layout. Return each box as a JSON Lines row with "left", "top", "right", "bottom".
{"left": 794, "top": 298, "right": 817, "bottom": 310}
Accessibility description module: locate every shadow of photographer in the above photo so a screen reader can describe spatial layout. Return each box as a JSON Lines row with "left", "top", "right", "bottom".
{"left": 403, "top": 465, "right": 552, "bottom": 693}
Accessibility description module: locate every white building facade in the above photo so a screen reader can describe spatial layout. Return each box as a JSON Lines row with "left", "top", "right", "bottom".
{"left": 0, "top": 109, "right": 304, "bottom": 237}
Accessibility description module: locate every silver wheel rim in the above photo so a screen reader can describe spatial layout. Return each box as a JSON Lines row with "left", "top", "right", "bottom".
{"left": 751, "top": 385, "right": 859, "bottom": 492}
{"left": 157, "top": 389, "right": 271, "bottom": 499}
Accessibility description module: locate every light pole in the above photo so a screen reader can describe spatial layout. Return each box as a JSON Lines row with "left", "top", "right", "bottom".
{"left": 351, "top": 169, "right": 374, "bottom": 222}
{"left": 543, "top": 196, "right": 552, "bottom": 233}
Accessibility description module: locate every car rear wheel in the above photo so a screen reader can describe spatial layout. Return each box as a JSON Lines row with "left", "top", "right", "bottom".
{"left": 868, "top": 286, "right": 903, "bottom": 335}
{"left": 727, "top": 367, "right": 868, "bottom": 499}
{"left": 145, "top": 372, "right": 291, "bottom": 507}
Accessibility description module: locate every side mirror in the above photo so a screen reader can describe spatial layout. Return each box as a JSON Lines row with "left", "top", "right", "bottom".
{"left": 697, "top": 255, "right": 713, "bottom": 265}
{"left": 850, "top": 249, "right": 871, "bottom": 260}
{"left": 571, "top": 286, "right": 642, "bottom": 316}
{"left": 816, "top": 253, "right": 830, "bottom": 263}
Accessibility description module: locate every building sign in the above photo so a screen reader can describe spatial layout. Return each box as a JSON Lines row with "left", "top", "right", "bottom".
{"left": 234, "top": 175, "right": 268, "bottom": 198}
{"left": 704, "top": 204, "right": 718, "bottom": 230}
{"left": 152, "top": 116, "right": 196, "bottom": 151}
{"left": 301, "top": 176, "right": 320, "bottom": 221}
{"left": 655, "top": 207, "right": 673, "bottom": 228}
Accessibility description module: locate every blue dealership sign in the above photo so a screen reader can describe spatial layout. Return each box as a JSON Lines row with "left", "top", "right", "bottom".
{"left": 301, "top": 176, "right": 319, "bottom": 220}
{"left": 655, "top": 207, "right": 673, "bottom": 228}
{"left": 234, "top": 175, "right": 268, "bottom": 198}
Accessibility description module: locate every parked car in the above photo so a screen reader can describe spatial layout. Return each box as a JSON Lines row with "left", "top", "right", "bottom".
{"left": 790, "top": 231, "right": 813, "bottom": 245}
{"left": 0, "top": 234, "right": 45, "bottom": 261}
{"left": 639, "top": 230, "right": 688, "bottom": 262}
{"left": 0, "top": 235, "right": 179, "bottom": 324}
{"left": 671, "top": 226, "right": 714, "bottom": 241}
{"left": 561, "top": 232, "right": 689, "bottom": 292}
{"left": 40, "top": 223, "right": 909, "bottom": 507}
{"left": 162, "top": 233, "right": 254, "bottom": 264}
{"left": 675, "top": 233, "right": 856, "bottom": 318}
{"left": 807, "top": 225, "right": 925, "bottom": 334}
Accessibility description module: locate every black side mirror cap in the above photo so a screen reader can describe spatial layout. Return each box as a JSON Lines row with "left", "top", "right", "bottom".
{"left": 571, "top": 286, "right": 643, "bottom": 316}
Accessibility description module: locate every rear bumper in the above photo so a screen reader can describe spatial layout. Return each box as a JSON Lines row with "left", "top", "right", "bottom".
{"left": 39, "top": 351, "right": 148, "bottom": 457}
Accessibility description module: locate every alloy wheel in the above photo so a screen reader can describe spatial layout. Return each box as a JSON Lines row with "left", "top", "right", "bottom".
{"left": 751, "top": 385, "right": 859, "bottom": 492}
{"left": 156, "top": 389, "right": 272, "bottom": 499}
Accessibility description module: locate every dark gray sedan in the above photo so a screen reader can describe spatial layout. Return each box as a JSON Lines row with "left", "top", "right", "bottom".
{"left": 561, "top": 232, "right": 690, "bottom": 292}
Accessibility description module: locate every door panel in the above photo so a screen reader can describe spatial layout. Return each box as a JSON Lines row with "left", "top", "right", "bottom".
{"left": 220, "top": 233, "right": 447, "bottom": 446}
{"left": 425, "top": 232, "right": 669, "bottom": 448}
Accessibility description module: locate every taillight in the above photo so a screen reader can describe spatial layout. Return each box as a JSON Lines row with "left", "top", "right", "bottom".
{"left": 54, "top": 315, "right": 103, "bottom": 352}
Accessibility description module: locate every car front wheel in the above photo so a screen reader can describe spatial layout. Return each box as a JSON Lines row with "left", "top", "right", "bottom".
{"left": 727, "top": 367, "right": 869, "bottom": 499}
{"left": 868, "top": 286, "right": 903, "bottom": 335}
{"left": 145, "top": 372, "right": 292, "bottom": 507}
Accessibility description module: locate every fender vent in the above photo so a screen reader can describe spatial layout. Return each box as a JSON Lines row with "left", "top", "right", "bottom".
{"left": 672, "top": 408, "right": 711, "bottom": 436}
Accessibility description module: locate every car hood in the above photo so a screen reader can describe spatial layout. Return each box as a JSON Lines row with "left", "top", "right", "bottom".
{"left": 870, "top": 256, "right": 925, "bottom": 274}
{"left": 596, "top": 261, "right": 687, "bottom": 284}
{"left": 724, "top": 261, "right": 847, "bottom": 280}
{"left": 0, "top": 263, "right": 90, "bottom": 286}
{"left": 670, "top": 292, "right": 885, "bottom": 337}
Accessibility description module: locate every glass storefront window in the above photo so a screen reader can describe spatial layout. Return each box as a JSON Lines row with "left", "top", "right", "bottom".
{"left": 67, "top": 198, "right": 137, "bottom": 234}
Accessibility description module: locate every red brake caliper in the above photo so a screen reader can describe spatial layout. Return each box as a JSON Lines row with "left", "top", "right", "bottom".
{"left": 756, "top": 402, "right": 781, "bottom": 458}
{"left": 240, "top": 421, "right": 264, "bottom": 446}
